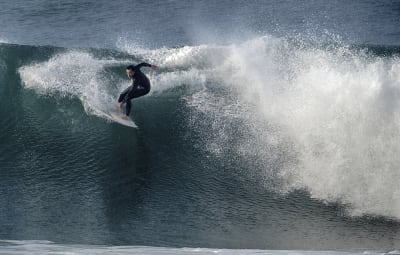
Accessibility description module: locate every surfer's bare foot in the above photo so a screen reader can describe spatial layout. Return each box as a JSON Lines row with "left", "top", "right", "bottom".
{"left": 121, "top": 115, "right": 128, "bottom": 120}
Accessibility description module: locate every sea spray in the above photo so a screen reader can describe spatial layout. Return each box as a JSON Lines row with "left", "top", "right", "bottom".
{"left": 216, "top": 37, "right": 400, "bottom": 218}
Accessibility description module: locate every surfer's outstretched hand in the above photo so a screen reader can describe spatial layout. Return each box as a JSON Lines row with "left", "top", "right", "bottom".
{"left": 117, "top": 102, "right": 123, "bottom": 109}
{"left": 151, "top": 64, "right": 158, "bottom": 70}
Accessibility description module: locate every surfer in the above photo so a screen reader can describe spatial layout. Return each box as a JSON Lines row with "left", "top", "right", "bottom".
{"left": 118, "top": 63, "right": 157, "bottom": 118}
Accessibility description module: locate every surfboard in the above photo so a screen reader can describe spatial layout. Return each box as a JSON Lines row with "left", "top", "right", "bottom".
{"left": 107, "top": 112, "right": 137, "bottom": 128}
{"left": 91, "top": 105, "right": 137, "bottom": 128}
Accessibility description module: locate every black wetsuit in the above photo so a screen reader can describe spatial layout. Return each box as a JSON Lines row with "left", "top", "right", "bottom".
{"left": 118, "top": 62, "right": 152, "bottom": 116}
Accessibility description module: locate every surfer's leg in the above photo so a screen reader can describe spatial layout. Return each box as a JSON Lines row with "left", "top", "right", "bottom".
{"left": 128, "top": 80, "right": 150, "bottom": 99}
{"left": 125, "top": 99, "right": 132, "bottom": 116}
{"left": 118, "top": 86, "right": 132, "bottom": 102}
{"left": 123, "top": 86, "right": 150, "bottom": 116}
{"left": 130, "top": 87, "right": 150, "bottom": 99}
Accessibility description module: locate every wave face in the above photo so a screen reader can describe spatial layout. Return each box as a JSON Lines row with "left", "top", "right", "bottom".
{"left": 2, "top": 37, "right": 400, "bottom": 249}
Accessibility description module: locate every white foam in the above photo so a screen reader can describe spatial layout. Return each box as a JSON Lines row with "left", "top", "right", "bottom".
{"left": 0, "top": 240, "right": 389, "bottom": 255}
{"left": 19, "top": 51, "right": 116, "bottom": 115}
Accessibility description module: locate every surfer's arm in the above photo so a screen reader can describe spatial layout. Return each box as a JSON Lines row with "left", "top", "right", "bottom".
{"left": 136, "top": 62, "right": 151, "bottom": 69}
{"left": 136, "top": 62, "right": 157, "bottom": 69}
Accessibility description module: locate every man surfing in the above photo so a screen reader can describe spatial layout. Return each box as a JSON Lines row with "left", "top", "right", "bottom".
{"left": 118, "top": 63, "right": 157, "bottom": 119}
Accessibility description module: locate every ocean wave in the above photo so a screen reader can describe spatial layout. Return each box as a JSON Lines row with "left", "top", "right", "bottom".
{"left": 8, "top": 35, "right": 400, "bottom": 219}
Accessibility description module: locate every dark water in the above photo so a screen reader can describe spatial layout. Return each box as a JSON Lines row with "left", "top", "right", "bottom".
{"left": 1, "top": 0, "right": 400, "bottom": 48}
{"left": 1, "top": 0, "right": 400, "bottom": 252}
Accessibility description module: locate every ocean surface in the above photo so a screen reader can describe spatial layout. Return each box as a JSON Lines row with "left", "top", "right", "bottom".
{"left": 1, "top": 0, "right": 400, "bottom": 254}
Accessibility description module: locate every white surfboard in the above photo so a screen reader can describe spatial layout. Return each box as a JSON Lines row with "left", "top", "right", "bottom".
{"left": 91, "top": 105, "right": 138, "bottom": 128}
{"left": 107, "top": 112, "right": 137, "bottom": 128}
